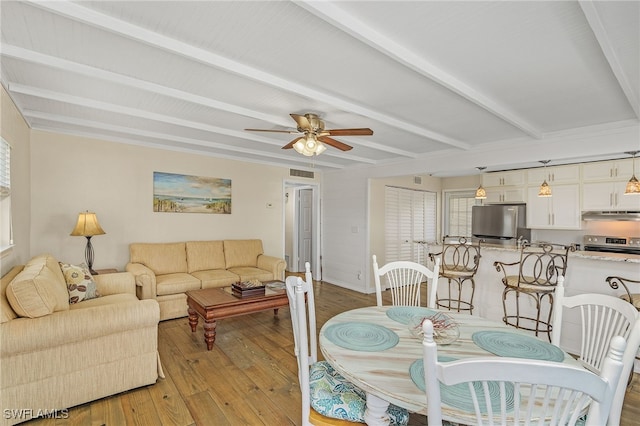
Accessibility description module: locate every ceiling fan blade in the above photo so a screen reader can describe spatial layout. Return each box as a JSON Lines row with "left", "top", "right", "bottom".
{"left": 325, "top": 128, "right": 373, "bottom": 136}
{"left": 282, "top": 137, "right": 304, "bottom": 150}
{"left": 245, "top": 128, "right": 298, "bottom": 134}
{"left": 318, "top": 136, "right": 353, "bottom": 151}
{"left": 290, "top": 114, "right": 312, "bottom": 130}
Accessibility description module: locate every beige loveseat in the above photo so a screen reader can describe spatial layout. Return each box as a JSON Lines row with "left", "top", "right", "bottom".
{"left": 0, "top": 254, "right": 161, "bottom": 425}
{"left": 126, "top": 239, "right": 286, "bottom": 320}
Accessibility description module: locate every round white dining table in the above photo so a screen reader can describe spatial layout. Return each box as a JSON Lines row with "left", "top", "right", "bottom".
{"left": 319, "top": 305, "right": 583, "bottom": 426}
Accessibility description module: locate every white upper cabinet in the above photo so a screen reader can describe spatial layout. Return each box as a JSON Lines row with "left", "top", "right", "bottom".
{"left": 582, "top": 159, "right": 634, "bottom": 182}
{"left": 485, "top": 187, "right": 526, "bottom": 204}
{"left": 527, "top": 184, "right": 581, "bottom": 229}
{"left": 527, "top": 164, "right": 580, "bottom": 185}
{"left": 582, "top": 181, "right": 640, "bottom": 211}
{"left": 483, "top": 170, "right": 526, "bottom": 187}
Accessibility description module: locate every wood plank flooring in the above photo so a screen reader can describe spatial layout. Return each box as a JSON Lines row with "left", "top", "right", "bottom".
{"left": 25, "top": 279, "right": 640, "bottom": 425}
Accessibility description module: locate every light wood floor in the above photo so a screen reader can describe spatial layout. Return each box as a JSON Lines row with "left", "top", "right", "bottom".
{"left": 26, "top": 279, "right": 640, "bottom": 426}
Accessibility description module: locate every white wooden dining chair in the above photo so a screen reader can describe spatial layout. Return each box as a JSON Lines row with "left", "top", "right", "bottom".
{"left": 372, "top": 254, "right": 440, "bottom": 308}
{"left": 422, "top": 319, "right": 627, "bottom": 426}
{"left": 551, "top": 275, "right": 640, "bottom": 425}
{"left": 286, "top": 263, "right": 409, "bottom": 426}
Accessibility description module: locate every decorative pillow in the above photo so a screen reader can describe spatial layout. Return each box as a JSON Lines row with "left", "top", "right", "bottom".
{"left": 59, "top": 263, "right": 100, "bottom": 304}
{"left": 309, "top": 360, "right": 409, "bottom": 425}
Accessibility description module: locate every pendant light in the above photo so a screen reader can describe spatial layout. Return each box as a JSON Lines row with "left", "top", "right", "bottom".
{"left": 538, "top": 160, "right": 552, "bottom": 197}
{"left": 624, "top": 151, "right": 640, "bottom": 195}
{"left": 475, "top": 167, "right": 487, "bottom": 199}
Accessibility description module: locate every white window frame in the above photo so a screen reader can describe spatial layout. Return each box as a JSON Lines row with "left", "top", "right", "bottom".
{"left": 0, "top": 137, "right": 12, "bottom": 253}
{"left": 442, "top": 189, "right": 479, "bottom": 238}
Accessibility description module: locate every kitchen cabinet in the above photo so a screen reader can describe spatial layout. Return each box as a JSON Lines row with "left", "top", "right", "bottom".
{"left": 582, "top": 158, "right": 634, "bottom": 182}
{"left": 526, "top": 184, "right": 581, "bottom": 229}
{"left": 582, "top": 181, "right": 640, "bottom": 211}
{"left": 485, "top": 187, "right": 526, "bottom": 204}
{"left": 483, "top": 170, "right": 526, "bottom": 187}
{"left": 527, "top": 164, "right": 579, "bottom": 185}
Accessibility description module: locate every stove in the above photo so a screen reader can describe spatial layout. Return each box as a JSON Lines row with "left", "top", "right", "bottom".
{"left": 583, "top": 235, "right": 640, "bottom": 255}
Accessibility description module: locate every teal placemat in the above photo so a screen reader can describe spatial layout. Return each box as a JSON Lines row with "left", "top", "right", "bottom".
{"left": 409, "top": 358, "right": 514, "bottom": 414}
{"left": 472, "top": 331, "right": 564, "bottom": 362}
{"left": 386, "top": 306, "right": 438, "bottom": 325}
{"left": 324, "top": 322, "right": 399, "bottom": 352}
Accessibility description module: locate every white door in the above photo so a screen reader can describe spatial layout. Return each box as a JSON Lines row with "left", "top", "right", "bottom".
{"left": 297, "top": 188, "right": 313, "bottom": 271}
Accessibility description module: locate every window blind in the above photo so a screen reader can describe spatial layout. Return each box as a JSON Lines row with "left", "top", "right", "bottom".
{"left": 444, "top": 191, "right": 477, "bottom": 237}
{"left": 385, "top": 186, "right": 436, "bottom": 263}
{"left": 0, "top": 138, "right": 10, "bottom": 197}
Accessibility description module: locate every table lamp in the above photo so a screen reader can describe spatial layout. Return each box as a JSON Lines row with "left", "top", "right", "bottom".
{"left": 70, "top": 211, "right": 106, "bottom": 275}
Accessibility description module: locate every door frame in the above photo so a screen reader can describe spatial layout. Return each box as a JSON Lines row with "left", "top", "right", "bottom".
{"left": 283, "top": 180, "right": 322, "bottom": 280}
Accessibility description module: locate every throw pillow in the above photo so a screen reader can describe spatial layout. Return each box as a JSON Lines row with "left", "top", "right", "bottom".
{"left": 59, "top": 262, "right": 100, "bottom": 304}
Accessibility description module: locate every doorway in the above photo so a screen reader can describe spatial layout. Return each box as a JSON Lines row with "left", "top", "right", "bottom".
{"left": 284, "top": 181, "right": 321, "bottom": 280}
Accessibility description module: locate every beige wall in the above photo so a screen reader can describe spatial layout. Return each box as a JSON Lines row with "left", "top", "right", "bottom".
{"left": 29, "top": 130, "right": 313, "bottom": 270}
{"left": 1, "top": 86, "right": 31, "bottom": 275}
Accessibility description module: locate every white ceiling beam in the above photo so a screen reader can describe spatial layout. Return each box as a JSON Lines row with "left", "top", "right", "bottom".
{"left": 579, "top": 1, "right": 639, "bottom": 118}
{"left": 9, "top": 83, "right": 378, "bottom": 165}
{"left": 296, "top": 0, "right": 543, "bottom": 139}
{"left": 2, "top": 44, "right": 417, "bottom": 159}
{"left": 32, "top": 122, "right": 338, "bottom": 171}
{"left": 26, "top": 0, "right": 470, "bottom": 150}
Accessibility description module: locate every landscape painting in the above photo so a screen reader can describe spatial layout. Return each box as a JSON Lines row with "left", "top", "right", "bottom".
{"left": 153, "top": 172, "right": 231, "bottom": 214}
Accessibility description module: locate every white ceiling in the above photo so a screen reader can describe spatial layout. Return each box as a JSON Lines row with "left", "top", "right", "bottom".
{"left": 1, "top": 1, "right": 638, "bottom": 173}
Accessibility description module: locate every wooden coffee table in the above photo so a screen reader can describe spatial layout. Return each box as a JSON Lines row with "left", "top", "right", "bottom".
{"left": 186, "top": 282, "right": 288, "bottom": 350}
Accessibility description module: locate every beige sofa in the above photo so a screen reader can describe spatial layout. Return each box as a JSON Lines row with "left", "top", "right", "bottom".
{"left": 126, "top": 239, "right": 286, "bottom": 320}
{"left": 0, "top": 254, "right": 161, "bottom": 425}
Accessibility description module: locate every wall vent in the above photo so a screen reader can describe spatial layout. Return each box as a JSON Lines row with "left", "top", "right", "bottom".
{"left": 290, "top": 169, "right": 314, "bottom": 179}
{"left": 414, "top": 176, "right": 422, "bottom": 185}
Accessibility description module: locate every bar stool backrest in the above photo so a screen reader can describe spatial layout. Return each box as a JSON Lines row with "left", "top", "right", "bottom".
{"left": 517, "top": 242, "right": 573, "bottom": 287}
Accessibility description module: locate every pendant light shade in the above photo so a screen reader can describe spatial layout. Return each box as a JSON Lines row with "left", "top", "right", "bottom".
{"left": 624, "top": 151, "right": 640, "bottom": 195}
{"left": 475, "top": 167, "right": 487, "bottom": 199}
{"left": 538, "top": 160, "right": 552, "bottom": 197}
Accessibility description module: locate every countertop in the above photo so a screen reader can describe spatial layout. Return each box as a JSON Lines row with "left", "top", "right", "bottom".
{"left": 428, "top": 242, "right": 640, "bottom": 264}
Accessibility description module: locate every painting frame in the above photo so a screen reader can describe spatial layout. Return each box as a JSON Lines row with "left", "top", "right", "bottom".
{"left": 153, "top": 171, "right": 231, "bottom": 214}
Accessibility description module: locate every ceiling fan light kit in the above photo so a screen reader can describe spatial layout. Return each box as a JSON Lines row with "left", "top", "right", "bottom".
{"left": 293, "top": 134, "right": 327, "bottom": 156}
{"left": 245, "top": 113, "right": 372, "bottom": 156}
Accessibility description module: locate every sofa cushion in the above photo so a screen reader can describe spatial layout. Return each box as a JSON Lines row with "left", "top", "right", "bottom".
{"left": 68, "top": 293, "right": 139, "bottom": 310}
{"left": 186, "top": 240, "right": 226, "bottom": 273}
{"left": 224, "top": 239, "right": 264, "bottom": 269}
{"left": 130, "top": 242, "right": 187, "bottom": 275}
{"left": 6, "top": 261, "right": 69, "bottom": 318}
{"left": 155, "top": 273, "right": 201, "bottom": 296}
{"left": 60, "top": 262, "right": 101, "bottom": 304}
{"left": 191, "top": 269, "right": 239, "bottom": 288}
{"left": 28, "top": 254, "right": 70, "bottom": 310}
{"left": 227, "top": 266, "right": 273, "bottom": 283}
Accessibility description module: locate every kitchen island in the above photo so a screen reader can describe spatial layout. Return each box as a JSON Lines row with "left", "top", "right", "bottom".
{"left": 427, "top": 243, "right": 640, "bottom": 371}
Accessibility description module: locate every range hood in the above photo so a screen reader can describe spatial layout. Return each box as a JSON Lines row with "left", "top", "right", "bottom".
{"left": 582, "top": 211, "right": 640, "bottom": 221}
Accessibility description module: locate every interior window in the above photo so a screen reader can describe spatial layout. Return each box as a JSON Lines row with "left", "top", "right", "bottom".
{"left": 0, "top": 137, "right": 12, "bottom": 251}
{"left": 443, "top": 190, "right": 478, "bottom": 238}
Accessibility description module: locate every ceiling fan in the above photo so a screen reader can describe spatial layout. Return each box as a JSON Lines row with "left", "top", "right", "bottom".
{"left": 245, "top": 113, "right": 373, "bottom": 156}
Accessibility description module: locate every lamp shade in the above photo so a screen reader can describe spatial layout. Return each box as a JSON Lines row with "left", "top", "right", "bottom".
{"left": 475, "top": 186, "right": 487, "bottom": 199}
{"left": 70, "top": 212, "right": 106, "bottom": 237}
{"left": 625, "top": 175, "right": 640, "bottom": 195}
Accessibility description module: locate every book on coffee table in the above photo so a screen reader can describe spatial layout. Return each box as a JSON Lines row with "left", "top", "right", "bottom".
{"left": 232, "top": 279, "right": 266, "bottom": 298}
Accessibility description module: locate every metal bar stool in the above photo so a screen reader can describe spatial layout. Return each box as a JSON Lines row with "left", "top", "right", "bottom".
{"left": 428, "top": 236, "right": 481, "bottom": 314}
{"left": 607, "top": 276, "right": 640, "bottom": 311}
{"left": 494, "top": 241, "right": 574, "bottom": 341}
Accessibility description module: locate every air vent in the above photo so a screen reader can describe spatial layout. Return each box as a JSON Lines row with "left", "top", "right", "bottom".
{"left": 290, "top": 169, "right": 314, "bottom": 179}
{"left": 414, "top": 176, "right": 422, "bottom": 185}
